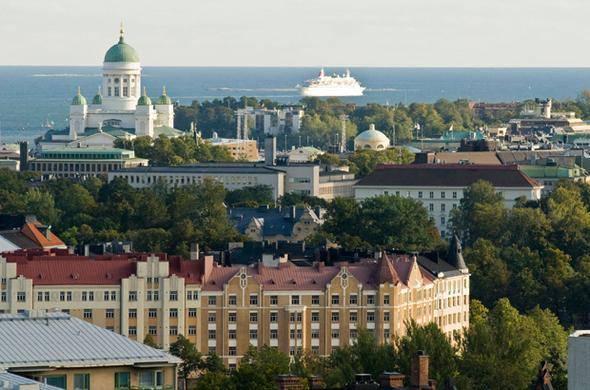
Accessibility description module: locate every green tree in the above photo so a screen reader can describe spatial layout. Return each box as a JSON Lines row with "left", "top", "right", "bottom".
{"left": 231, "top": 346, "right": 290, "bottom": 390}
{"left": 169, "top": 335, "right": 202, "bottom": 383}
{"left": 347, "top": 148, "right": 414, "bottom": 177}
{"left": 225, "top": 185, "right": 274, "bottom": 207}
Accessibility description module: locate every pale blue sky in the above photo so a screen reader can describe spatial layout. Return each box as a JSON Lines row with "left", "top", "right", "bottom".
{"left": 1, "top": 0, "right": 588, "bottom": 67}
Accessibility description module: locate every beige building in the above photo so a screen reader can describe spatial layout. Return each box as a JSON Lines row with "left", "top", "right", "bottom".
{"left": 0, "top": 248, "right": 469, "bottom": 369}
{"left": 0, "top": 311, "right": 180, "bottom": 390}
{"left": 205, "top": 134, "right": 259, "bottom": 162}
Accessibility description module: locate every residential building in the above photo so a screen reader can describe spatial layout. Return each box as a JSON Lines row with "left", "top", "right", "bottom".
{"left": 0, "top": 246, "right": 469, "bottom": 368}
{"left": 204, "top": 133, "right": 259, "bottom": 161}
{"left": 27, "top": 147, "right": 148, "bottom": 178}
{"left": 0, "top": 215, "right": 66, "bottom": 253}
{"left": 229, "top": 206, "right": 323, "bottom": 243}
{"left": 568, "top": 330, "right": 590, "bottom": 390}
{"left": 39, "top": 27, "right": 184, "bottom": 151}
{"left": 0, "top": 311, "right": 180, "bottom": 390}
{"left": 354, "top": 164, "right": 543, "bottom": 236}
{"left": 236, "top": 106, "right": 304, "bottom": 137}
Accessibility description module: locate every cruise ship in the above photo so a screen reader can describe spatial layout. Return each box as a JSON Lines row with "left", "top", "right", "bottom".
{"left": 299, "top": 68, "right": 365, "bottom": 97}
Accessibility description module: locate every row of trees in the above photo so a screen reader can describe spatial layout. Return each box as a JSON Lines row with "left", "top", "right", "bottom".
{"left": 451, "top": 180, "right": 590, "bottom": 328}
{"left": 167, "top": 298, "right": 567, "bottom": 390}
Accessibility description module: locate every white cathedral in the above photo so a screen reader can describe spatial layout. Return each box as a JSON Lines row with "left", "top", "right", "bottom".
{"left": 39, "top": 27, "right": 184, "bottom": 150}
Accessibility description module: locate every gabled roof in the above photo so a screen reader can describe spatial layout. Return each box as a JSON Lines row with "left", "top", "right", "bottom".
{"left": 356, "top": 164, "right": 541, "bottom": 188}
{"left": 229, "top": 207, "right": 320, "bottom": 237}
{"left": 0, "top": 312, "right": 180, "bottom": 370}
{"left": 21, "top": 223, "right": 65, "bottom": 249}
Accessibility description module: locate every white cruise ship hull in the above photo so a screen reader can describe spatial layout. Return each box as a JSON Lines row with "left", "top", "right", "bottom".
{"left": 300, "top": 86, "right": 365, "bottom": 97}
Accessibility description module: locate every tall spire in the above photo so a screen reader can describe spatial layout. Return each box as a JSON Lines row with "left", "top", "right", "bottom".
{"left": 119, "top": 22, "right": 125, "bottom": 43}
{"left": 448, "top": 234, "right": 468, "bottom": 272}
{"left": 142, "top": 86, "right": 147, "bottom": 96}
{"left": 162, "top": 86, "right": 167, "bottom": 96}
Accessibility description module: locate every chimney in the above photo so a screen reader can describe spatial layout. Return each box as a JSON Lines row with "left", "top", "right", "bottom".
{"left": 379, "top": 372, "right": 405, "bottom": 388}
{"left": 19, "top": 141, "right": 29, "bottom": 171}
{"left": 411, "top": 351, "right": 430, "bottom": 389}
{"left": 190, "top": 243, "right": 199, "bottom": 261}
{"left": 264, "top": 135, "right": 277, "bottom": 166}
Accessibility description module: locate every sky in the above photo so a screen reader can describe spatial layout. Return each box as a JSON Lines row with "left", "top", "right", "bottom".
{"left": 1, "top": 0, "right": 589, "bottom": 67}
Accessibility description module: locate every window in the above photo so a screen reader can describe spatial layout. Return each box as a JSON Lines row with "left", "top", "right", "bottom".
{"left": 384, "top": 329, "right": 391, "bottom": 340}
{"left": 384, "top": 294, "right": 390, "bottom": 305}
{"left": 367, "top": 295, "right": 376, "bottom": 305}
{"left": 115, "top": 372, "right": 130, "bottom": 390}
{"left": 1, "top": 291, "right": 6, "bottom": 302}
{"left": 148, "top": 326, "right": 157, "bottom": 335}
{"left": 187, "top": 290, "right": 198, "bottom": 300}
{"left": 249, "top": 294, "right": 258, "bottom": 305}
{"left": 128, "top": 326, "right": 137, "bottom": 335}
{"left": 249, "top": 329, "right": 258, "bottom": 340}
{"left": 291, "top": 295, "right": 300, "bottom": 305}
{"left": 349, "top": 294, "right": 358, "bottom": 305}
{"left": 228, "top": 294, "right": 237, "bottom": 306}
{"left": 153, "top": 291, "right": 159, "bottom": 301}
{"left": 128, "top": 309, "right": 137, "bottom": 318}
{"left": 270, "top": 295, "right": 278, "bottom": 305}
{"left": 441, "top": 203, "right": 446, "bottom": 212}
{"left": 429, "top": 203, "right": 434, "bottom": 212}
{"left": 170, "top": 308, "right": 178, "bottom": 318}
{"left": 367, "top": 311, "right": 375, "bottom": 322}
{"left": 208, "top": 346, "right": 216, "bottom": 354}
{"left": 270, "top": 329, "right": 278, "bottom": 339}
{"left": 312, "top": 295, "right": 320, "bottom": 305}
{"left": 418, "top": 191, "right": 423, "bottom": 198}
{"left": 384, "top": 311, "right": 390, "bottom": 321}
{"left": 290, "top": 312, "right": 302, "bottom": 322}
{"left": 270, "top": 312, "right": 278, "bottom": 323}
{"left": 349, "top": 311, "right": 358, "bottom": 323}
{"left": 169, "top": 291, "right": 178, "bottom": 301}
{"left": 208, "top": 312, "right": 216, "bottom": 322}
{"left": 249, "top": 312, "right": 258, "bottom": 322}
{"left": 228, "top": 312, "right": 237, "bottom": 323}
{"left": 290, "top": 329, "right": 296, "bottom": 339}
{"left": 331, "top": 294, "right": 340, "bottom": 305}
{"left": 104, "top": 291, "right": 110, "bottom": 301}
{"left": 208, "top": 330, "right": 216, "bottom": 339}
{"left": 350, "top": 329, "right": 358, "bottom": 339}
{"left": 188, "top": 308, "right": 197, "bottom": 317}
{"left": 441, "top": 191, "right": 446, "bottom": 199}
{"left": 170, "top": 326, "right": 178, "bottom": 336}
{"left": 74, "top": 373, "right": 90, "bottom": 390}
{"left": 139, "top": 371, "right": 163, "bottom": 389}
{"left": 331, "top": 311, "right": 340, "bottom": 322}
{"left": 16, "top": 292, "right": 26, "bottom": 302}
{"left": 228, "top": 329, "right": 237, "bottom": 339}
{"left": 83, "top": 309, "right": 92, "bottom": 319}
{"left": 331, "top": 329, "right": 340, "bottom": 339}
{"left": 311, "top": 311, "right": 320, "bottom": 322}
{"left": 441, "top": 216, "right": 446, "bottom": 225}
{"left": 129, "top": 291, "right": 137, "bottom": 301}
{"left": 106, "top": 309, "right": 115, "bottom": 318}
{"left": 452, "top": 191, "right": 457, "bottom": 199}
{"left": 429, "top": 191, "right": 434, "bottom": 199}
{"left": 148, "top": 309, "right": 157, "bottom": 318}
{"left": 111, "top": 291, "right": 117, "bottom": 301}
{"left": 311, "top": 329, "right": 320, "bottom": 339}
{"left": 229, "top": 346, "right": 237, "bottom": 356}
{"left": 44, "top": 376, "right": 66, "bottom": 389}
{"left": 208, "top": 296, "right": 216, "bottom": 306}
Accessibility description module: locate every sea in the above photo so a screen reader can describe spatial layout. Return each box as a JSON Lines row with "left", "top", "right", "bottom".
{"left": 1, "top": 66, "right": 590, "bottom": 143}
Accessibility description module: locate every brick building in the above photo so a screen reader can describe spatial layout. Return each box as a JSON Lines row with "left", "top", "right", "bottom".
{"left": 0, "top": 248, "right": 469, "bottom": 369}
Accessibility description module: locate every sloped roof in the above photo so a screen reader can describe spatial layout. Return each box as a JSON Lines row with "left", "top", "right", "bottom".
{"left": 0, "top": 371, "right": 63, "bottom": 390}
{"left": 229, "top": 207, "right": 319, "bottom": 237}
{"left": 356, "top": 164, "right": 541, "bottom": 188}
{"left": 0, "top": 312, "right": 180, "bottom": 370}
{"left": 21, "top": 223, "right": 65, "bottom": 249}
{"left": 16, "top": 259, "right": 137, "bottom": 285}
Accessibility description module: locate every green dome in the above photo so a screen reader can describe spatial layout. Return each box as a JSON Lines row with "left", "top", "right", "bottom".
{"left": 71, "top": 88, "right": 87, "bottom": 105}
{"left": 156, "top": 86, "right": 172, "bottom": 105}
{"left": 104, "top": 34, "right": 140, "bottom": 63}
{"left": 137, "top": 88, "right": 152, "bottom": 106}
{"left": 92, "top": 93, "right": 102, "bottom": 105}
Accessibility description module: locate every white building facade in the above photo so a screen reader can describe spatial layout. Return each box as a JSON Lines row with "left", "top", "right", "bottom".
{"left": 354, "top": 164, "right": 543, "bottom": 237}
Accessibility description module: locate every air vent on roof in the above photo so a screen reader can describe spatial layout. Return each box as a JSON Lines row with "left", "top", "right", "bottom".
{"left": 37, "top": 273, "right": 43, "bottom": 279}
{"left": 290, "top": 279, "right": 296, "bottom": 285}
{"left": 105, "top": 273, "right": 112, "bottom": 279}
{"left": 71, "top": 273, "right": 79, "bottom": 280}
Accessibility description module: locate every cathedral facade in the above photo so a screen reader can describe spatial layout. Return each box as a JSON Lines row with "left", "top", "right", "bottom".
{"left": 39, "top": 27, "right": 183, "bottom": 150}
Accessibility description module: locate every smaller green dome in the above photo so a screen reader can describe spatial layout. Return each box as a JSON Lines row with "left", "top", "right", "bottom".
{"left": 71, "top": 87, "right": 87, "bottom": 105}
{"left": 156, "top": 86, "right": 172, "bottom": 105}
{"left": 137, "top": 87, "right": 152, "bottom": 106}
{"left": 92, "top": 93, "right": 102, "bottom": 105}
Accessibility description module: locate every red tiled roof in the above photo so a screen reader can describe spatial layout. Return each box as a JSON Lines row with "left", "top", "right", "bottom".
{"left": 17, "top": 259, "right": 137, "bottom": 285}
{"left": 356, "top": 164, "right": 541, "bottom": 188}
{"left": 21, "top": 223, "right": 65, "bottom": 248}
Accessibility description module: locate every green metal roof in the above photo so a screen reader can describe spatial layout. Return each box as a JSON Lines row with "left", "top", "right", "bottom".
{"left": 71, "top": 87, "right": 87, "bottom": 105}
{"left": 92, "top": 93, "right": 102, "bottom": 105}
{"left": 156, "top": 86, "right": 172, "bottom": 105}
{"left": 104, "top": 34, "right": 140, "bottom": 63}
